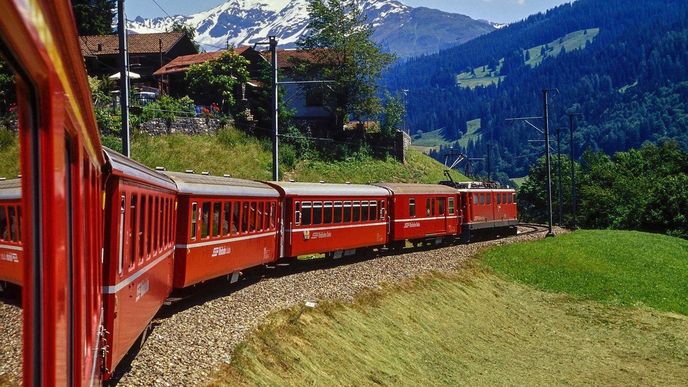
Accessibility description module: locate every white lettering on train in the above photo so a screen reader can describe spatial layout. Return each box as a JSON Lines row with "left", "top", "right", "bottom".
{"left": 0, "top": 252, "right": 18, "bottom": 263}
{"left": 403, "top": 222, "right": 421, "bottom": 229}
{"left": 135, "top": 279, "right": 150, "bottom": 302}
{"left": 311, "top": 231, "right": 332, "bottom": 240}
{"left": 211, "top": 245, "right": 231, "bottom": 257}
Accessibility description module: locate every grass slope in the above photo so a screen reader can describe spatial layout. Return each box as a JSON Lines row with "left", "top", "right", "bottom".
{"left": 214, "top": 270, "right": 688, "bottom": 386}
{"left": 482, "top": 230, "right": 688, "bottom": 315}
{"left": 456, "top": 28, "right": 600, "bottom": 89}
{"left": 457, "top": 118, "right": 482, "bottom": 148}
{"left": 0, "top": 130, "right": 20, "bottom": 179}
{"left": 213, "top": 230, "right": 688, "bottom": 385}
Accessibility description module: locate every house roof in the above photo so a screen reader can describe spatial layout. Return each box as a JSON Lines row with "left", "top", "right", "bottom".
{"left": 80, "top": 32, "right": 187, "bottom": 56}
{"left": 153, "top": 47, "right": 251, "bottom": 76}
{"left": 261, "top": 49, "right": 336, "bottom": 69}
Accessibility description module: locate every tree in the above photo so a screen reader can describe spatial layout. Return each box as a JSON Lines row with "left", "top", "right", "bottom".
{"left": 380, "top": 91, "right": 405, "bottom": 146}
{"left": 298, "top": 0, "right": 395, "bottom": 130}
{"left": 185, "top": 52, "right": 250, "bottom": 113}
{"left": 72, "top": 0, "right": 115, "bottom": 35}
{"left": 171, "top": 23, "right": 200, "bottom": 52}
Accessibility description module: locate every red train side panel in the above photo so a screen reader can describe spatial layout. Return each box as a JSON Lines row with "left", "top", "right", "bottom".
{"left": 101, "top": 149, "right": 178, "bottom": 378}
{"left": 0, "top": 179, "right": 22, "bottom": 287}
{"left": 376, "top": 183, "right": 459, "bottom": 244}
{"left": 269, "top": 182, "right": 390, "bottom": 258}
{"left": 166, "top": 172, "right": 280, "bottom": 288}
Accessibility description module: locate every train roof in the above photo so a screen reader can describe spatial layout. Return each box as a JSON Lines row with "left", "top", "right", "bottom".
{"left": 374, "top": 183, "right": 457, "bottom": 195}
{"left": 267, "top": 182, "right": 390, "bottom": 197}
{"left": 102, "top": 147, "right": 177, "bottom": 191}
{"left": 163, "top": 172, "right": 279, "bottom": 198}
{"left": 0, "top": 178, "right": 21, "bottom": 200}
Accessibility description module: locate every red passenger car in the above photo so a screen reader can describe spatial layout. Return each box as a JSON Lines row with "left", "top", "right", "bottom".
{"left": 456, "top": 182, "right": 518, "bottom": 240}
{"left": 166, "top": 172, "right": 280, "bottom": 288}
{"left": 269, "top": 182, "right": 390, "bottom": 259}
{"left": 376, "top": 183, "right": 460, "bottom": 248}
{"left": 1, "top": 1, "right": 107, "bottom": 384}
{"left": 0, "top": 178, "right": 22, "bottom": 288}
{"left": 101, "top": 149, "right": 178, "bottom": 377}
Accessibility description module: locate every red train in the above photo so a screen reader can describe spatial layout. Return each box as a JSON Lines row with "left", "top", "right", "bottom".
{"left": 0, "top": 1, "right": 518, "bottom": 385}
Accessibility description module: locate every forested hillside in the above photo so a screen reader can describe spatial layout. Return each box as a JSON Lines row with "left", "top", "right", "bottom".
{"left": 383, "top": 0, "right": 688, "bottom": 178}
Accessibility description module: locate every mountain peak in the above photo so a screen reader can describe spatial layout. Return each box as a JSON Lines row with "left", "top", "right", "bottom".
{"left": 127, "top": 0, "right": 495, "bottom": 57}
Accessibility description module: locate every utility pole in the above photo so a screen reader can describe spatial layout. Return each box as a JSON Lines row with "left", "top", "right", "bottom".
{"left": 556, "top": 127, "right": 563, "bottom": 226}
{"left": 567, "top": 112, "right": 581, "bottom": 228}
{"left": 269, "top": 36, "right": 278, "bottom": 181}
{"left": 117, "top": 0, "right": 131, "bottom": 157}
{"left": 543, "top": 89, "right": 555, "bottom": 237}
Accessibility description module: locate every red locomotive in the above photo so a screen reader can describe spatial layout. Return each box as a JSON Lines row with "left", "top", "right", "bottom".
{"left": 0, "top": 1, "right": 519, "bottom": 385}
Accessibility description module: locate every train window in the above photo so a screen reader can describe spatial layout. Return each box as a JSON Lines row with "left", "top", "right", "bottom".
{"left": 139, "top": 195, "right": 147, "bottom": 262}
{"left": 370, "top": 201, "right": 378, "bottom": 221}
{"left": 432, "top": 199, "right": 437, "bottom": 216}
{"left": 248, "top": 202, "right": 256, "bottom": 232}
{"left": 153, "top": 197, "right": 159, "bottom": 252}
{"left": 295, "top": 202, "right": 302, "bottom": 225}
{"left": 323, "top": 202, "right": 333, "bottom": 224}
{"left": 426, "top": 198, "right": 431, "bottom": 216}
{"left": 497, "top": 194, "right": 501, "bottom": 204}
{"left": 448, "top": 197, "right": 455, "bottom": 215}
{"left": 270, "top": 202, "right": 276, "bottom": 229}
{"left": 213, "top": 202, "right": 222, "bottom": 237}
{"left": 232, "top": 202, "right": 240, "bottom": 234}
{"left": 147, "top": 196, "right": 154, "bottom": 257}
{"left": 343, "top": 201, "right": 352, "bottom": 222}
{"left": 191, "top": 202, "right": 198, "bottom": 240}
{"left": 512, "top": 193, "right": 516, "bottom": 203}
{"left": 130, "top": 195, "right": 138, "bottom": 268}
{"left": 334, "top": 201, "right": 343, "bottom": 223}
{"left": 242, "top": 202, "right": 249, "bottom": 232}
{"left": 353, "top": 201, "right": 361, "bottom": 222}
{"left": 0, "top": 205, "right": 6, "bottom": 241}
{"left": 486, "top": 194, "right": 491, "bottom": 205}
{"left": 313, "top": 202, "right": 323, "bottom": 225}
{"left": 223, "top": 202, "right": 231, "bottom": 235}
{"left": 17, "top": 206, "right": 21, "bottom": 242}
{"left": 201, "top": 202, "right": 210, "bottom": 238}
{"left": 118, "top": 195, "right": 126, "bottom": 274}
{"left": 380, "top": 200, "right": 386, "bottom": 220}
{"left": 8, "top": 206, "right": 17, "bottom": 242}
{"left": 257, "top": 202, "right": 264, "bottom": 231}
{"left": 438, "top": 198, "right": 445, "bottom": 216}
{"left": 473, "top": 194, "right": 478, "bottom": 205}
{"left": 360, "top": 201, "right": 369, "bottom": 222}
{"left": 409, "top": 198, "right": 416, "bottom": 217}
{"left": 479, "top": 194, "right": 485, "bottom": 205}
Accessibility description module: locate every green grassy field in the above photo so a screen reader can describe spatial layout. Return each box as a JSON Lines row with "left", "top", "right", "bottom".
{"left": 213, "top": 230, "right": 688, "bottom": 386}
{"left": 410, "top": 128, "right": 452, "bottom": 149}
{"left": 511, "top": 176, "right": 527, "bottom": 188}
{"left": 482, "top": 230, "right": 688, "bottom": 314}
{"left": 0, "top": 130, "right": 20, "bottom": 179}
{"left": 457, "top": 118, "right": 482, "bottom": 148}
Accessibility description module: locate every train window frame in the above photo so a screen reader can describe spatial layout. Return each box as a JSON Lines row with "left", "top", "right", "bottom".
{"left": 295, "top": 201, "right": 302, "bottom": 226}
{"left": 360, "top": 201, "right": 369, "bottom": 222}
{"left": 370, "top": 201, "right": 378, "bottom": 221}
{"left": 153, "top": 196, "right": 159, "bottom": 253}
{"left": 497, "top": 194, "right": 501, "bottom": 204}
{"left": 323, "top": 201, "right": 333, "bottom": 224}
{"left": 409, "top": 198, "right": 416, "bottom": 217}
{"left": 486, "top": 194, "right": 491, "bottom": 205}
{"left": 118, "top": 194, "right": 126, "bottom": 274}
{"left": 448, "top": 197, "right": 455, "bottom": 215}
{"left": 425, "top": 198, "right": 431, "bottom": 217}
{"left": 129, "top": 195, "right": 138, "bottom": 269}
{"left": 0, "top": 205, "right": 6, "bottom": 241}
{"left": 256, "top": 201, "right": 265, "bottom": 231}
{"left": 312, "top": 201, "right": 323, "bottom": 225}
{"left": 241, "top": 202, "right": 249, "bottom": 233}
{"left": 213, "top": 202, "right": 222, "bottom": 237}
{"left": 201, "top": 202, "right": 211, "bottom": 239}
{"left": 139, "top": 194, "right": 147, "bottom": 263}
{"left": 147, "top": 195, "right": 153, "bottom": 259}
{"left": 352, "top": 201, "right": 361, "bottom": 222}
{"left": 379, "top": 200, "right": 386, "bottom": 220}
{"left": 343, "top": 201, "right": 352, "bottom": 223}
{"left": 232, "top": 201, "right": 240, "bottom": 234}
{"left": 438, "top": 197, "right": 445, "bottom": 216}
{"left": 511, "top": 193, "right": 516, "bottom": 203}
{"left": 431, "top": 198, "right": 436, "bottom": 216}
{"left": 333, "top": 201, "right": 343, "bottom": 223}
{"left": 223, "top": 202, "right": 231, "bottom": 236}
{"left": 190, "top": 201, "right": 198, "bottom": 240}
{"left": 479, "top": 194, "right": 485, "bottom": 205}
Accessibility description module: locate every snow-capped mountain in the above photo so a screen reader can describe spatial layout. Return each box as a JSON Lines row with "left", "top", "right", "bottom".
{"left": 127, "top": 0, "right": 495, "bottom": 58}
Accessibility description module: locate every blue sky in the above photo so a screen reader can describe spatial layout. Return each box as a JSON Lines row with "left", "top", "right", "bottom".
{"left": 128, "top": 0, "right": 573, "bottom": 24}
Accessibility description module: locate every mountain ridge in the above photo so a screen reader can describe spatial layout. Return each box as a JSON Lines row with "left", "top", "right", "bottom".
{"left": 127, "top": 0, "right": 496, "bottom": 57}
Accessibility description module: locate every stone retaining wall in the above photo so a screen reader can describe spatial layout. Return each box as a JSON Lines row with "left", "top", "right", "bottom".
{"left": 139, "top": 117, "right": 226, "bottom": 136}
